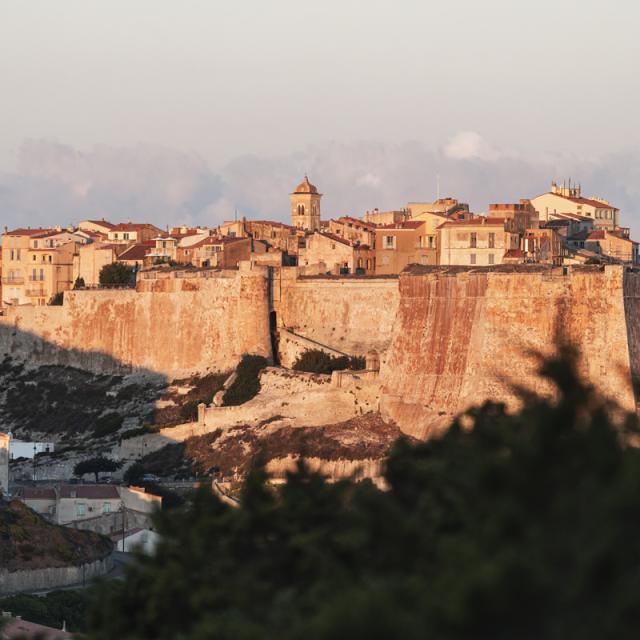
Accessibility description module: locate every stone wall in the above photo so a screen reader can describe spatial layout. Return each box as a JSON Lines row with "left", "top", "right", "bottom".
{"left": 381, "top": 265, "right": 640, "bottom": 438}
{"left": 276, "top": 272, "right": 400, "bottom": 360}
{"left": 0, "top": 554, "right": 113, "bottom": 596}
{"left": 0, "top": 267, "right": 272, "bottom": 379}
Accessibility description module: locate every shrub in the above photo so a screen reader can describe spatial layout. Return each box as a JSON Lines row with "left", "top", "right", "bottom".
{"left": 73, "top": 457, "right": 121, "bottom": 483}
{"left": 93, "top": 413, "right": 124, "bottom": 438}
{"left": 222, "top": 355, "right": 268, "bottom": 406}
{"left": 73, "top": 277, "right": 86, "bottom": 289}
{"left": 292, "top": 349, "right": 366, "bottom": 374}
{"left": 99, "top": 262, "right": 134, "bottom": 286}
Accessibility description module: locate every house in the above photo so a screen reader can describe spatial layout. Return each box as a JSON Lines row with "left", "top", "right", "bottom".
{"left": 530, "top": 182, "right": 619, "bottom": 230}
{"left": 300, "top": 231, "right": 374, "bottom": 275}
{"left": 73, "top": 242, "right": 123, "bottom": 286}
{"left": 327, "top": 217, "right": 377, "bottom": 247}
{"left": 567, "top": 229, "right": 638, "bottom": 263}
{"left": 79, "top": 219, "right": 117, "bottom": 235}
{"left": 111, "top": 527, "right": 160, "bottom": 554}
{"left": 407, "top": 198, "right": 470, "bottom": 219}
{"left": 375, "top": 221, "right": 437, "bottom": 275}
{"left": 117, "top": 242, "right": 155, "bottom": 270}
{"left": 106, "top": 223, "right": 164, "bottom": 244}
{"left": 437, "top": 217, "right": 520, "bottom": 266}
{"left": 488, "top": 200, "right": 539, "bottom": 234}
{"left": 362, "top": 208, "right": 409, "bottom": 225}
{"left": 521, "top": 227, "right": 565, "bottom": 264}
{"left": 189, "top": 236, "right": 266, "bottom": 269}
{"left": 14, "top": 484, "right": 162, "bottom": 526}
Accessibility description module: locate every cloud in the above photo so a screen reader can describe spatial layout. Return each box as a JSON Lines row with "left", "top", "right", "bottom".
{"left": 1, "top": 137, "right": 640, "bottom": 238}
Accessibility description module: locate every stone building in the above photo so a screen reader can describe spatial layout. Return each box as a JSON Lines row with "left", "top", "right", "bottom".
{"left": 530, "top": 181, "right": 619, "bottom": 230}
{"left": 291, "top": 176, "right": 321, "bottom": 231}
{"left": 327, "top": 217, "right": 377, "bottom": 247}
{"left": 300, "top": 231, "right": 374, "bottom": 275}
{"left": 488, "top": 200, "right": 539, "bottom": 234}
{"left": 375, "top": 221, "right": 437, "bottom": 275}
{"left": 106, "top": 223, "right": 164, "bottom": 245}
{"left": 437, "top": 217, "right": 520, "bottom": 266}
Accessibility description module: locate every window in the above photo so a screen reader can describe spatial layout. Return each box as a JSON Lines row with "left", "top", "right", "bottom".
{"left": 384, "top": 235, "right": 396, "bottom": 249}
{"left": 488, "top": 253, "right": 495, "bottom": 265}
{"left": 488, "top": 233, "right": 495, "bottom": 248}
{"left": 76, "top": 503, "right": 86, "bottom": 517}
{"left": 33, "top": 241, "right": 38, "bottom": 248}
{"left": 470, "top": 233, "right": 477, "bottom": 248}
{"left": 470, "top": 253, "right": 477, "bottom": 265}
{"left": 39, "top": 269, "right": 44, "bottom": 281}
{"left": 123, "top": 233, "right": 130, "bottom": 240}
{"left": 297, "top": 204, "right": 305, "bottom": 216}
{"left": 102, "top": 502, "right": 111, "bottom": 514}
{"left": 428, "top": 236, "right": 434, "bottom": 248}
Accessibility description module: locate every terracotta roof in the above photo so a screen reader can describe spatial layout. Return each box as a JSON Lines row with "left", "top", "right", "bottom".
{"left": 2, "top": 617, "right": 73, "bottom": 639}
{"left": 14, "top": 486, "right": 56, "bottom": 500}
{"left": 439, "top": 217, "right": 506, "bottom": 227}
{"left": 111, "top": 223, "right": 161, "bottom": 232}
{"left": 503, "top": 249, "right": 525, "bottom": 258}
{"left": 549, "top": 211, "right": 593, "bottom": 222}
{"left": 58, "top": 484, "right": 119, "bottom": 499}
{"left": 84, "top": 219, "right": 117, "bottom": 229}
{"left": 334, "top": 216, "right": 378, "bottom": 230}
{"left": 4, "top": 228, "right": 55, "bottom": 236}
{"left": 191, "top": 236, "right": 245, "bottom": 249}
{"left": 378, "top": 221, "right": 424, "bottom": 230}
{"left": 549, "top": 193, "right": 618, "bottom": 210}
{"left": 317, "top": 232, "right": 352, "bottom": 246}
{"left": 118, "top": 243, "right": 152, "bottom": 261}
{"left": 292, "top": 175, "right": 319, "bottom": 195}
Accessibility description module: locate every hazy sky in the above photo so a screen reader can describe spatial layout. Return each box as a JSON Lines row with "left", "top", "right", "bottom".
{"left": 1, "top": 0, "right": 640, "bottom": 231}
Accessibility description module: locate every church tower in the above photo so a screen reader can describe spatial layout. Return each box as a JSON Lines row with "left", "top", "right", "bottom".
{"left": 291, "top": 176, "right": 321, "bottom": 231}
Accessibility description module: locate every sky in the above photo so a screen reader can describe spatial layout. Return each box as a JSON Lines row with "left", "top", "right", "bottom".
{"left": 1, "top": 0, "right": 640, "bottom": 233}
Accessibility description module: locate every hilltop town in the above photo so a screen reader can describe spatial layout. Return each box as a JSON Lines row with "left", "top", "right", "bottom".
{"left": 1, "top": 177, "right": 636, "bottom": 306}
{"left": 1, "top": 176, "right": 640, "bottom": 610}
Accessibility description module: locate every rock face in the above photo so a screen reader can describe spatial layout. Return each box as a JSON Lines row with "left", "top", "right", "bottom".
{"left": 0, "top": 268, "right": 272, "bottom": 378}
{"left": 380, "top": 265, "right": 640, "bottom": 438}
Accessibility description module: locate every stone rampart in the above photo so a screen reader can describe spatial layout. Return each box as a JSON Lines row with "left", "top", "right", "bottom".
{"left": 276, "top": 272, "right": 399, "bottom": 360}
{"left": 0, "top": 267, "right": 272, "bottom": 379}
{"left": 381, "top": 265, "right": 640, "bottom": 438}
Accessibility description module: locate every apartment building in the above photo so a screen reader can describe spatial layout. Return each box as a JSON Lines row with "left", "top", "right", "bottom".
{"left": 437, "top": 218, "right": 519, "bottom": 266}
{"left": 375, "top": 221, "right": 437, "bottom": 275}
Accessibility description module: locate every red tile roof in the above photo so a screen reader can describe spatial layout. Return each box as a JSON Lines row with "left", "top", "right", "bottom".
{"left": 84, "top": 219, "right": 117, "bottom": 229}
{"left": 58, "top": 484, "right": 120, "bottom": 499}
{"left": 334, "top": 216, "right": 378, "bottom": 230}
{"left": 4, "top": 228, "right": 55, "bottom": 236}
{"left": 503, "top": 249, "right": 525, "bottom": 258}
{"left": 111, "top": 223, "right": 161, "bottom": 232}
{"left": 2, "top": 617, "right": 73, "bottom": 639}
{"left": 317, "top": 231, "right": 352, "bottom": 246}
{"left": 550, "top": 193, "right": 618, "bottom": 210}
{"left": 14, "top": 486, "right": 57, "bottom": 500}
{"left": 118, "top": 243, "right": 153, "bottom": 261}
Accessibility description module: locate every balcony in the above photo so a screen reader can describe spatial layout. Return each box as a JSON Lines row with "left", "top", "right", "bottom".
{"left": 1, "top": 277, "right": 24, "bottom": 285}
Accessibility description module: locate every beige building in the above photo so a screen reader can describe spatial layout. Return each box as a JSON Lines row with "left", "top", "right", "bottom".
{"left": 291, "top": 176, "right": 321, "bottom": 231}
{"left": 437, "top": 218, "right": 519, "bottom": 266}
{"left": 327, "top": 217, "right": 377, "bottom": 247}
{"left": 567, "top": 229, "right": 638, "bottom": 263}
{"left": 79, "top": 219, "right": 117, "bottom": 235}
{"left": 300, "top": 231, "right": 375, "bottom": 275}
{"left": 530, "top": 182, "right": 619, "bottom": 230}
{"left": 488, "top": 200, "right": 539, "bottom": 234}
{"left": 1, "top": 228, "right": 80, "bottom": 306}
{"left": 407, "top": 197, "right": 469, "bottom": 219}
{"left": 362, "top": 208, "right": 409, "bottom": 225}
{"left": 14, "top": 484, "right": 161, "bottom": 526}
{"left": 74, "top": 242, "right": 122, "bottom": 286}
{"left": 107, "top": 223, "right": 164, "bottom": 244}
{"left": 375, "top": 221, "right": 437, "bottom": 275}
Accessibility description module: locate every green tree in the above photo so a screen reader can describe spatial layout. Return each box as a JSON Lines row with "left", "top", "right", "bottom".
{"left": 87, "top": 346, "right": 640, "bottom": 639}
{"left": 48, "top": 292, "right": 64, "bottom": 306}
{"left": 293, "top": 349, "right": 365, "bottom": 374}
{"left": 73, "top": 456, "right": 121, "bottom": 483}
{"left": 99, "top": 262, "right": 134, "bottom": 286}
{"left": 73, "top": 276, "right": 86, "bottom": 289}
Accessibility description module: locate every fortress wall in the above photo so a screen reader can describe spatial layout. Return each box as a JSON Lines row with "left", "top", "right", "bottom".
{"left": 381, "top": 265, "right": 639, "bottom": 438}
{"left": 0, "top": 268, "right": 272, "bottom": 379}
{"left": 277, "top": 275, "right": 400, "bottom": 358}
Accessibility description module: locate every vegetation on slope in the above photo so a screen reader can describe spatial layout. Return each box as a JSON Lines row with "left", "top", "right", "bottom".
{"left": 222, "top": 355, "right": 268, "bottom": 406}
{"left": 88, "top": 346, "right": 640, "bottom": 639}
{"left": 0, "top": 500, "right": 112, "bottom": 572}
{"left": 293, "top": 349, "right": 365, "bottom": 374}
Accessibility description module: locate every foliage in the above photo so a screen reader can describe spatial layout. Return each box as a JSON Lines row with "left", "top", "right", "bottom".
{"left": 0, "top": 589, "right": 90, "bottom": 633}
{"left": 93, "top": 413, "right": 124, "bottom": 438}
{"left": 73, "top": 456, "right": 121, "bottom": 483}
{"left": 99, "top": 262, "right": 134, "bottom": 286}
{"left": 222, "top": 355, "right": 268, "bottom": 406}
{"left": 123, "top": 462, "right": 145, "bottom": 485}
{"left": 87, "top": 346, "right": 640, "bottom": 639}
{"left": 292, "top": 349, "right": 365, "bottom": 374}
{"left": 73, "top": 276, "right": 86, "bottom": 289}
{"left": 48, "top": 292, "right": 64, "bottom": 306}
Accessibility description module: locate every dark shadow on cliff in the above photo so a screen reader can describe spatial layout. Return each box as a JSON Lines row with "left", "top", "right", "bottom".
{"left": 0, "top": 322, "right": 172, "bottom": 441}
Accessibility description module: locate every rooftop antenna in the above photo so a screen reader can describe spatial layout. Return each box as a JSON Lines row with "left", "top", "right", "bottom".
{"left": 436, "top": 174, "right": 441, "bottom": 201}
{"left": 235, "top": 209, "right": 238, "bottom": 222}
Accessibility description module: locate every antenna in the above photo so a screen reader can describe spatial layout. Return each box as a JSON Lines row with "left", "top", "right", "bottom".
{"left": 235, "top": 209, "right": 238, "bottom": 222}
{"left": 436, "top": 174, "right": 441, "bottom": 201}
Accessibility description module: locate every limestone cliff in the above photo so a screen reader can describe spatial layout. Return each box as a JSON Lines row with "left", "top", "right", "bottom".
{"left": 380, "top": 265, "right": 640, "bottom": 438}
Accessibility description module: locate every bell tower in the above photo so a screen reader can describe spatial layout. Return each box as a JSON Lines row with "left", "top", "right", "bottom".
{"left": 291, "top": 176, "right": 321, "bottom": 231}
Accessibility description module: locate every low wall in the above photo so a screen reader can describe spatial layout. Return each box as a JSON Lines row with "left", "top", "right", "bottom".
{"left": 0, "top": 554, "right": 114, "bottom": 596}
{"left": 278, "top": 328, "right": 349, "bottom": 368}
